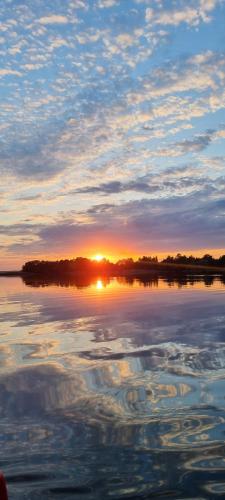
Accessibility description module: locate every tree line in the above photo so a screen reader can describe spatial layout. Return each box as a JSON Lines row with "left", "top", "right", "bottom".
{"left": 162, "top": 253, "right": 225, "bottom": 266}
{"left": 22, "top": 253, "right": 225, "bottom": 275}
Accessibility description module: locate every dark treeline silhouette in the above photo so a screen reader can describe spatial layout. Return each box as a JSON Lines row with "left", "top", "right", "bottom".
{"left": 22, "top": 253, "right": 225, "bottom": 276}
{"left": 22, "top": 257, "right": 116, "bottom": 277}
{"left": 162, "top": 253, "right": 225, "bottom": 267}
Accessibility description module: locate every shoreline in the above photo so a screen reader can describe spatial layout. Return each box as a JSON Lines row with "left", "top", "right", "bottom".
{"left": 0, "top": 262, "right": 225, "bottom": 278}
{"left": 0, "top": 271, "right": 23, "bottom": 276}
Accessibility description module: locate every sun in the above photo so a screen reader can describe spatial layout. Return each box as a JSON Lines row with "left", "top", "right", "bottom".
{"left": 93, "top": 254, "right": 104, "bottom": 262}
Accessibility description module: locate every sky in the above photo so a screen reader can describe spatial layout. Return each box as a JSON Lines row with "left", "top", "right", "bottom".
{"left": 0, "top": 0, "right": 225, "bottom": 269}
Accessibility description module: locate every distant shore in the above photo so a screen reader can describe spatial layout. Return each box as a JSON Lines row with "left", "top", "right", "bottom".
{"left": 0, "top": 271, "right": 23, "bottom": 276}
{"left": 1, "top": 261, "right": 225, "bottom": 277}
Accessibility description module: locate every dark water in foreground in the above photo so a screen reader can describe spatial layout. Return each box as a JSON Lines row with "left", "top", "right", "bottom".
{"left": 0, "top": 274, "right": 225, "bottom": 499}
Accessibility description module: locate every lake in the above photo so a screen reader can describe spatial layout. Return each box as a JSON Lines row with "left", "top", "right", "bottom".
{"left": 0, "top": 274, "right": 225, "bottom": 499}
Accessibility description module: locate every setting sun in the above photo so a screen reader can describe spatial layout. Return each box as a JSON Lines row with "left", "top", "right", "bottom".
{"left": 93, "top": 254, "right": 104, "bottom": 262}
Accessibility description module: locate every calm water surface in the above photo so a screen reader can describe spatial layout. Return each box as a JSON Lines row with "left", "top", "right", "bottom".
{"left": 0, "top": 275, "right": 225, "bottom": 499}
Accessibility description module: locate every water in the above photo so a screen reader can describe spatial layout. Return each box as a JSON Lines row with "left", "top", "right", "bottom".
{"left": 0, "top": 274, "right": 225, "bottom": 499}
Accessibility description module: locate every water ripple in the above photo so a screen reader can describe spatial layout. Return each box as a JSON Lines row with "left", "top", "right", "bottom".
{"left": 0, "top": 276, "right": 225, "bottom": 498}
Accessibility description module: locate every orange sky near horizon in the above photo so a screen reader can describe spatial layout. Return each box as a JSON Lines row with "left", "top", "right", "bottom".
{"left": 1, "top": 246, "right": 225, "bottom": 271}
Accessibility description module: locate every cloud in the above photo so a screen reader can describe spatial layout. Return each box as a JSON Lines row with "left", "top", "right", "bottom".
{"left": 0, "top": 68, "right": 22, "bottom": 77}
{"left": 0, "top": 0, "right": 224, "bottom": 265}
{"left": 39, "top": 15, "right": 69, "bottom": 25}
{"left": 15, "top": 194, "right": 42, "bottom": 202}
{"left": 68, "top": 0, "right": 87, "bottom": 9}
{"left": 72, "top": 164, "right": 212, "bottom": 197}
{"left": 0, "top": 131, "right": 66, "bottom": 180}
{"left": 199, "top": 156, "right": 225, "bottom": 172}
{"left": 97, "top": 0, "right": 118, "bottom": 7}
{"left": 127, "top": 51, "right": 225, "bottom": 110}
{"left": 4, "top": 181, "right": 225, "bottom": 257}
{"left": 176, "top": 132, "right": 214, "bottom": 154}
{"left": 74, "top": 179, "right": 160, "bottom": 195}
{"left": 49, "top": 37, "right": 70, "bottom": 50}
{"left": 23, "top": 63, "right": 45, "bottom": 71}
{"left": 146, "top": 0, "right": 219, "bottom": 27}
{"left": 116, "top": 34, "right": 134, "bottom": 48}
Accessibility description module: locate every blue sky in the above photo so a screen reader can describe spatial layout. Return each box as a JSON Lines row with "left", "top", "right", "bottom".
{"left": 0, "top": 0, "right": 225, "bottom": 268}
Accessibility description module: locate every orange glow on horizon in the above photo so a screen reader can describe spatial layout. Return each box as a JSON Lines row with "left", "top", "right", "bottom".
{"left": 93, "top": 254, "right": 104, "bottom": 262}
{"left": 1, "top": 246, "right": 224, "bottom": 272}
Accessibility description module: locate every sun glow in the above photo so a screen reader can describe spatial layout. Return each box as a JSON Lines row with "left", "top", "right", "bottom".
{"left": 93, "top": 254, "right": 104, "bottom": 262}
{"left": 96, "top": 279, "right": 103, "bottom": 290}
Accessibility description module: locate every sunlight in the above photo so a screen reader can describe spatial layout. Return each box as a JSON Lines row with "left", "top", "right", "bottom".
{"left": 93, "top": 254, "right": 104, "bottom": 262}
{"left": 96, "top": 279, "right": 103, "bottom": 290}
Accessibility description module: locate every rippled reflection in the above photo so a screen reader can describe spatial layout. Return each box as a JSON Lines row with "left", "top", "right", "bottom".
{"left": 22, "top": 272, "right": 225, "bottom": 289}
{"left": 0, "top": 275, "right": 225, "bottom": 498}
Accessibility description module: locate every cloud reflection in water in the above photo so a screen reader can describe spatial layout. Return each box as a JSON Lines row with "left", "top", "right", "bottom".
{"left": 0, "top": 275, "right": 225, "bottom": 498}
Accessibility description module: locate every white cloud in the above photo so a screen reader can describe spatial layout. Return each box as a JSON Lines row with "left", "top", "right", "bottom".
{"left": 116, "top": 34, "right": 134, "bottom": 48}
{"left": 97, "top": 0, "right": 118, "bottom": 8}
{"left": 69, "top": 0, "right": 88, "bottom": 8}
{"left": 146, "top": 0, "right": 220, "bottom": 27}
{"left": 214, "top": 129, "right": 225, "bottom": 139}
{"left": 39, "top": 15, "right": 69, "bottom": 25}
{"left": 23, "top": 63, "right": 45, "bottom": 71}
{"left": 49, "top": 38, "right": 70, "bottom": 50}
{"left": 8, "top": 46, "right": 21, "bottom": 55}
{"left": 0, "top": 68, "right": 22, "bottom": 77}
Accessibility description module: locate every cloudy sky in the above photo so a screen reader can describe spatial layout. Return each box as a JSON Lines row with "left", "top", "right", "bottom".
{"left": 0, "top": 0, "right": 225, "bottom": 268}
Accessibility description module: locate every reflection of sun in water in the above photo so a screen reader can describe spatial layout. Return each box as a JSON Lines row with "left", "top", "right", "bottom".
{"left": 93, "top": 254, "right": 104, "bottom": 262}
{"left": 96, "top": 279, "right": 103, "bottom": 290}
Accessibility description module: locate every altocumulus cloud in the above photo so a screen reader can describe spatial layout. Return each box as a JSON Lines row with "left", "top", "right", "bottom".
{"left": 39, "top": 15, "right": 69, "bottom": 25}
{"left": 0, "top": 0, "right": 224, "bottom": 265}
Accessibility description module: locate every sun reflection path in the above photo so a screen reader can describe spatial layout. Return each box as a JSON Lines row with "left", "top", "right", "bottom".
{"left": 96, "top": 279, "right": 103, "bottom": 290}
